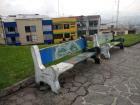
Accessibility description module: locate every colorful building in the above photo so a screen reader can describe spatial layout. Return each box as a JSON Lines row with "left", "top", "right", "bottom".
{"left": 52, "top": 17, "right": 77, "bottom": 43}
{"left": 77, "top": 15, "right": 101, "bottom": 36}
{"left": 16, "top": 15, "right": 44, "bottom": 45}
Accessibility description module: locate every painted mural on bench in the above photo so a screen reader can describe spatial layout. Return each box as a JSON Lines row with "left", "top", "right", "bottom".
{"left": 97, "top": 33, "right": 113, "bottom": 45}
{"left": 40, "top": 38, "right": 86, "bottom": 65}
{"left": 55, "top": 41, "right": 81, "bottom": 59}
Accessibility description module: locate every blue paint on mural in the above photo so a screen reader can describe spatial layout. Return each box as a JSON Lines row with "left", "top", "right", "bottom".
{"left": 76, "top": 38, "right": 86, "bottom": 49}
{"left": 40, "top": 48, "right": 54, "bottom": 64}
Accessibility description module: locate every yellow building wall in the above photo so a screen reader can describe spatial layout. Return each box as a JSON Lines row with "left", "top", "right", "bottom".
{"left": 16, "top": 19, "right": 44, "bottom": 45}
{"left": 52, "top": 17, "right": 77, "bottom": 43}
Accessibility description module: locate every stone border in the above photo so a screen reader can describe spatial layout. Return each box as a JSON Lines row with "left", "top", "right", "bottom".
{"left": 0, "top": 76, "right": 35, "bottom": 98}
{"left": 124, "top": 41, "right": 140, "bottom": 47}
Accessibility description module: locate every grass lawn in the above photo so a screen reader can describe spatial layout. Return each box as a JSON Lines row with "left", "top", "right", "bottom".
{"left": 0, "top": 44, "right": 53, "bottom": 90}
{"left": 116, "top": 33, "right": 140, "bottom": 46}
{"left": 0, "top": 34, "right": 140, "bottom": 90}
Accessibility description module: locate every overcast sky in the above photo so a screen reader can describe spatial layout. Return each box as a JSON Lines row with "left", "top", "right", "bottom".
{"left": 0, "top": 0, "right": 140, "bottom": 19}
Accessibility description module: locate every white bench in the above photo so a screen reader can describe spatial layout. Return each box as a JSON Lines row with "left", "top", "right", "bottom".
{"left": 31, "top": 37, "right": 99, "bottom": 93}
{"left": 94, "top": 33, "right": 124, "bottom": 59}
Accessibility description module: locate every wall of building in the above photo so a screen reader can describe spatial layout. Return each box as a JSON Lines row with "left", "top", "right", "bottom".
{"left": 52, "top": 17, "right": 77, "bottom": 43}
{"left": 16, "top": 19, "right": 44, "bottom": 45}
{"left": 0, "top": 21, "right": 5, "bottom": 44}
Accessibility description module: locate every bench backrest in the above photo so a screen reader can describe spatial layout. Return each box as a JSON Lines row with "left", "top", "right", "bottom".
{"left": 39, "top": 38, "right": 86, "bottom": 65}
{"left": 97, "top": 33, "right": 113, "bottom": 45}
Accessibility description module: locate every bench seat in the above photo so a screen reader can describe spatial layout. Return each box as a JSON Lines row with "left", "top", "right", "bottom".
{"left": 110, "top": 42, "right": 121, "bottom": 46}
{"left": 65, "top": 52, "right": 95, "bottom": 65}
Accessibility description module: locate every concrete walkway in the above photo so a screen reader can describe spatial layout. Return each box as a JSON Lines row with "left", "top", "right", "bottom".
{"left": 0, "top": 44, "right": 140, "bottom": 105}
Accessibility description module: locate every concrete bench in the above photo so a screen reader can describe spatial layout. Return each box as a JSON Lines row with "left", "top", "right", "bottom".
{"left": 31, "top": 37, "right": 100, "bottom": 93}
{"left": 94, "top": 33, "right": 124, "bottom": 59}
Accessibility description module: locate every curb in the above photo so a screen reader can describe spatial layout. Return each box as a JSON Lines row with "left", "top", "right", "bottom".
{"left": 0, "top": 76, "right": 35, "bottom": 98}
{"left": 124, "top": 41, "right": 140, "bottom": 47}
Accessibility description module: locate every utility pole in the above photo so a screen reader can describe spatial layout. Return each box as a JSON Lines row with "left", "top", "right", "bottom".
{"left": 116, "top": 0, "right": 120, "bottom": 29}
{"left": 58, "top": 0, "right": 60, "bottom": 17}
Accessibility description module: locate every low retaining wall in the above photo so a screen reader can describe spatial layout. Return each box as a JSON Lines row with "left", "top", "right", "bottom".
{"left": 0, "top": 76, "right": 34, "bottom": 98}
{"left": 125, "top": 41, "right": 140, "bottom": 47}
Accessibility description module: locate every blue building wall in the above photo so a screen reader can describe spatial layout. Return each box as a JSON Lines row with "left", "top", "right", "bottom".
{"left": 4, "top": 22, "right": 17, "bottom": 27}
{"left": 42, "top": 20, "right": 53, "bottom": 44}
{"left": 4, "top": 22, "right": 21, "bottom": 45}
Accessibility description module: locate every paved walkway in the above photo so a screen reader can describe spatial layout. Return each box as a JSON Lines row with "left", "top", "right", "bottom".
{"left": 0, "top": 44, "right": 140, "bottom": 105}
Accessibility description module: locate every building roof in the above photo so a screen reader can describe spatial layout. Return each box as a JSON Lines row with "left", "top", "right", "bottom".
{"left": 2, "top": 16, "right": 16, "bottom": 22}
{"left": 16, "top": 14, "right": 45, "bottom": 19}
{"left": 1, "top": 14, "right": 51, "bottom": 22}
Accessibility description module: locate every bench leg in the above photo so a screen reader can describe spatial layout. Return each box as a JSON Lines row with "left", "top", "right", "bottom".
{"left": 101, "top": 45, "right": 111, "bottom": 59}
{"left": 87, "top": 47, "right": 101, "bottom": 64}
{"left": 94, "top": 55, "right": 101, "bottom": 64}
{"left": 41, "top": 67, "right": 60, "bottom": 94}
{"left": 120, "top": 43, "right": 124, "bottom": 49}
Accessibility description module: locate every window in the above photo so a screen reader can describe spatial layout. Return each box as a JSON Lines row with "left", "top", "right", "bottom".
{"left": 78, "top": 30, "right": 86, "bottom": 36}
{"left": 44, "top": 34, "right": 53, "bottom": 40}
{"left": 93, "top": 21, "right": 98, "bottom": 26}
{"left": 89, "top": 30, "right": 94, "bottom": 35}
{"left": 53, "top": 25, "right": 62, "bottom": 30}
{"left": 26, "top": 35, "right": 37, "bottom": 42}
{"left": 30, "top": 26, "right": 36, "bottom": 32}
{"left": 32, "top": 35, "right": 37, "bottom": 41}
{"left": 89, "top": 21, "right": 94, "bottom": 27}
{"left": 25, "top": 26, "right": 30, "bottom": 32}
{"left": 93, "top": 30, "right": 97, "bottom": 34}
{"left": 89, "top": 30, "right": 98, "bottom": 35}
{"left": 64, "top": 24, "right": 69, "bottom": 29}
{"left": 82, "top": 30, "right": 86, "bottom": 35}
{"left": 7, "top": 27, "right": 16, "bottom": 32}
{"left": 70, "top": 23, "right": 75, "bottom": 28}
{"left": 71, "top": 32, "right": 75, "bottom": 35}
{"left": 64, "top": 33, "right": 70, "bottom": 38}
{"left": 53, "top": 34, "right": 63, "bottom": 39}
{"left": 77, "top": 22, "right": 81, "bottom": 27}
{"left": 43, "top": 25, "right": 52, "bottom": 31}
{"left": 26, "top": 35, "right": 32, "bottom": 41}
{"left": 25, "top": 26, "right": 36, "bottom": 32}
{"left": 81, "top": 21, "right": 86, "bottom": 27}
{"left": 71, "top": 23, "right": 75, "bottom": 26}
{"left": 70, "top": 25, "right": 75, "bottom": 28}
{"left": 89, "top": 21, "right": 98, "bottom": 27}
{"left": 7, "top": 37, "right": 12, "bottom": 44}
